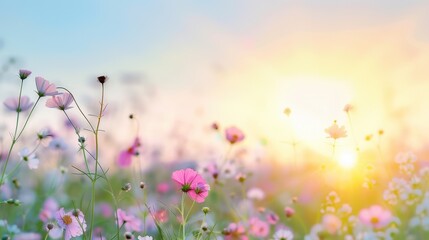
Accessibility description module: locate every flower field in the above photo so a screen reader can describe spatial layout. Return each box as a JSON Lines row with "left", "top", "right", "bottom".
{"left": 0, "top": 71, "right": 427, "bottom": 240}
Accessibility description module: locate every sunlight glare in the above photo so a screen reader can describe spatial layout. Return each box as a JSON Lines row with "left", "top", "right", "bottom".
{"left": 338, "top": 150, "right": 357, "bottom": 169}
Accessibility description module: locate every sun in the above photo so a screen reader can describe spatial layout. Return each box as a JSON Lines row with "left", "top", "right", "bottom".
{"left": 337, "top": 150, "right": 357, "bottom": 169}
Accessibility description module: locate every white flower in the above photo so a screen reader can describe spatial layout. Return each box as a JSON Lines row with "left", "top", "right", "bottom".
{"left": 138, "top": 236, "right": 153, "bottom": 240}
{"left": 273, "top": 229, "right": 293, "bottom": 240}
{"left": 18, "top": 148, "right": 39, "bottom": 169}
{"left": 247, "top": 188, "right": 265, "bottom": 200}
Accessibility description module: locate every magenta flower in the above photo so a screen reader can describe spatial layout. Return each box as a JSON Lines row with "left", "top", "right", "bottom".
{"left": 117, "top": 209, "right": 142, "bottom": 232}
{"left": 188, "top": 181, "right": 211, "bottom": 203}
{"left": 4, "top": 96, "right": 33, "bottom": 112}
{"left": 359, "top": 205, "right": 392, "bottom": 229}
{"left": 19, "top": 69, "right": 32, "bottom": 80}
{"left": 117, "top": 137, "right": 141, "bottom": 168}
{"left": 225, "top": 126, "right": 245, "bottom": 144}
{"left": 171, "top": 168, "right": 210, "bottom": 203}
{"left": 55, "top": 208, "right": 86, "bottom": 240}
{"left": 46, "top": 93, "right": 73, "bottom": 110}
{"left": 156, "top": 182, "right": 170, "bottom": 194}
{"left": 35, "top": 77, "right": 58, "bottom": 97}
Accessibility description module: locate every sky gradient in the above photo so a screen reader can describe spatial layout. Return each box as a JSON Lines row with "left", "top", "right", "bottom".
{"left": 1, "top": 1, "right": 429, "bottom": 161}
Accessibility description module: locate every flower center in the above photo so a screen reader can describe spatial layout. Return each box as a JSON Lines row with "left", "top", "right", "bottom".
{"left": 370, "top": 217, "right": 379, "bottom": 225}
{"left": 181, "top": 184, "right": 191, "bottom": 193}
{"left": 62, "top": 215, "right": 73, "bottom": 225}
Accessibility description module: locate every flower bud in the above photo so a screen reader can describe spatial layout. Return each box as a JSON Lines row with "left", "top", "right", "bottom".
{"left": 19, "top": 69, "right": 31, "bottom": 80}
{"left": 98, "top": 75, "right": 108, "bottom": 84}
{"left": 202, "top": 207, "right": 210, "bottom": 214}
{"left": 121, "top": 183, "right": 132, "bottom": 192}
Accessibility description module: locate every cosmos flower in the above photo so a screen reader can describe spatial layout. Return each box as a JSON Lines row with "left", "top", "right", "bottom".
{"left": 19, "top": 69, "right": 32, "bottom": 80}
{"left": 171, "top": 168, "right": 210, "bottom": 203}
{"left": 117, "top": 209, "right": 142, "bottom": 232}
{"left": 266, "top": 212, "right": 279, "bottom": 225}
{"left": 322, "top": 214, "right": 342, "bottom": 234}
{"left": 224, "top": 222, "right": 248, "bottom": 240}
{"left": 4, "top": 96, "right": 34, "bottom": 112}
{"left": 117, "top": 137, "right": 141, "bottom": 168}
{"left": 359, "top": 205, "right": 392, "bottom": 229}
{"left": 55, "top": 208, "right": 86, "bottom": 240}
{"left": 273, "top": 229, "right": 294, "bottom": 240}
{"left": 39, "top": 198, "right": 59, "bottom": 222}
{"left": 247, "top": 188, "right": 265, "bottom": 200}
{"left": 153, "top": 209, "right": 168, "bottom": 223}
{"left": 343, "top": 104, "right": 353, "bottom": 113}
{"left": 325, "top": 121, "right": 347, "bottom": 140}
{"left": 284, "top": 207, "right": 295, "bottom": 218}
{"left": 18, "top": 148, "right": 39, "bottom": 169}
{"left": 225, "top": 126, "right": 245, "bottom": 144}
{"left": 248, "top": 217, "right": 269, "bottom": 238}
{"left": 35, "top": 77, "right": 58, "bottom": 97}
{"left": 46, "top": 93, "right": 73, "bottom": 110}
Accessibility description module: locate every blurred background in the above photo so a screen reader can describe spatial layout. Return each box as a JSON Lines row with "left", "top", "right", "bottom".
{"left": 1, "top": 0, "right": 429, "bottom": 166}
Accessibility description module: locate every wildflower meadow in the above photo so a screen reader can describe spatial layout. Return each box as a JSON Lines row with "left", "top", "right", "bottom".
{"left": 1, "top": 1, "right": 429, "bottom": 240}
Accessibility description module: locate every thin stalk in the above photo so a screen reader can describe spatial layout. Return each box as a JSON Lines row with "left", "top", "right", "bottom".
{"left": 16, "top": 97, "right": 41, "bottom": 140}
{"left": 0, "top": 80, "right": 24, "bottom": 185}
{"left": 89, "top": 83, "right": 105, "bottom": 240}
{"left": 181, "top": 193, "right": 186, "bottom": 240}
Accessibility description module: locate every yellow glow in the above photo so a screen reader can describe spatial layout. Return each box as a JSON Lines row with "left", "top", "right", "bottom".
{"left": 337, "top": 150, "right": 357, "bottom": 169}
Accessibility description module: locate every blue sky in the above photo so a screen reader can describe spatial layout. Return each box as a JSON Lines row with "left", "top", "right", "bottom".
{"left": 1, "top": 0, "right": 427, "bottom": 86}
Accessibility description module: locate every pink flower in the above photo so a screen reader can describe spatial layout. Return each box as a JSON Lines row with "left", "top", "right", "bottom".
{"left": 322, "top": 214, "right": 342, "bottom": 234}
{"left": 46, "top": 93, "right": 73, "bottom": 110}
{"left": 156, "top": 182, "right": 170, "bottom": 194}
{"left": 4, "top": 96, "right": 33, "bottom": 112}
{"left": 19, "top": 69, "right": 32, "bottom": 80}
{"left": 117, "top": 137, "right": 141, "bottom": 168}
{"left": 359, "top": 205, "right": 392, "bottom": 229}
{"left": 117, "top": 209, "right": 142, "bottom": 232}
{"left": 35, "top": 77, "right": 58, "bottom": 97}
{"left": 225, "top": 126, "right": 245, "bottom": 144}
{"left": 171, "top": 168, "right": 210, "bottom": 203}
{"left": 325, "top": 121, "right": 347, "bottom": 140}
{"left": 153, "top": 209, "right": 169, "bottom": 223}
{"left": 284, "top": 207, "right": 295, "bottom": 218}
{"left": 266, "top": 212, "right": 279, "bottom": 225}
{"left": 55, "top": 208, "right": 86, "bottom": 240}
{"left": 224, "top": 222, "right": 248, "bottom": 240}
{"left": 97, "top": 203, "right": 113, "bottom": 218}
{"left": 39, "top": 198, "right": 59, "bottom": 222}
{"left": 248, "top": 217, "right": 269, "bottom": 238}
{"left": 343, "top": 104, "right": 353, "bottom": 113}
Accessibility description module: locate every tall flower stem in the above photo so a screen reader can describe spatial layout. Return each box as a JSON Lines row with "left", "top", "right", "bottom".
{"left": 0, "top": 80, "right": 24, "bottom": 186}
{"left": 89, "top": 83, "right": 105, "bottom": 240}
{"left": 181, "top": 193, "right": 186, "bottom": 240}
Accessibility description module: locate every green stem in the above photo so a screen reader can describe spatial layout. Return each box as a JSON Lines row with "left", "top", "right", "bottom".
{"left": 0, "top": 80, "right": 24, "bottom": 186}
{"left": 181, "top": 193, "right": 186, "bottom": 240}
{"left": 16, "top": 97, "right": 41, "bottom": 140}
{"left": 89, "top": 83, "right": 105, "bottom": 240}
